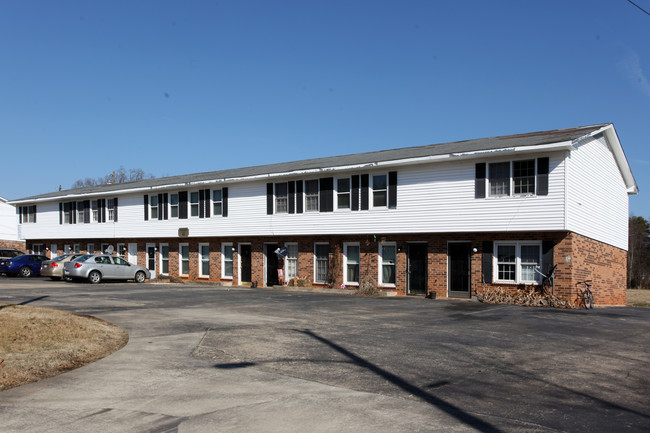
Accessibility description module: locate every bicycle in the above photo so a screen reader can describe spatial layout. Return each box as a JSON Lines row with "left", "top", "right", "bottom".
{"left": 535, "top": 264, "right": 557, "bottom": 296}
{"left": 577, "top": 280, "right": 594, "bottom": 309}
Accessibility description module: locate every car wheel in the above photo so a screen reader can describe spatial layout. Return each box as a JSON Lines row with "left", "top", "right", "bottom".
{"left": 20, "top": 266, "right": 32, "bottom": 278}
{"left": 134, "top": 271, "right": 146, "bottom": 283}
{"left": 88, "top": 270, "right": 102, "bottom": 284}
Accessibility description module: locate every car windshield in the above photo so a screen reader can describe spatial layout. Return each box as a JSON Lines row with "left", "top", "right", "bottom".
{"left": 53, "top": 254, "right": 70, "bottom": 261}
{"left": 73, "top": 254, "right": 93, "bottom": 262}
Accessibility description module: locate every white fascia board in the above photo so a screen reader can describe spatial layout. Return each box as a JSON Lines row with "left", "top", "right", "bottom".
{"left": 601, "top": 125, "right": 639, "bottom": 195}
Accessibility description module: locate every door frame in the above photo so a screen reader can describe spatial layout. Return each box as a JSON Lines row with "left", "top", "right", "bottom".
{"left": 406, "top": 242, "right": 428, "bottom": 296}
{"left": 238, "top": 243, "right": 252, "bottom": 285}
{"left": 447, "top": 241, "right": 472, "bottom": 299}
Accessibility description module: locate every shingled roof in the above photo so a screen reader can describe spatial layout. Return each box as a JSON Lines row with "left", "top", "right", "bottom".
{"left": 12, "top": 123, "right": 616, "bottom": 202}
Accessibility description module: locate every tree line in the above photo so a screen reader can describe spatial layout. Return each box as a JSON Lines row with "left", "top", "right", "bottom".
{"left": 629, "top": 216, "right": 650, "bottom": 289}
{"left": 72, "top": 166, "right": 154, "bottom": 188}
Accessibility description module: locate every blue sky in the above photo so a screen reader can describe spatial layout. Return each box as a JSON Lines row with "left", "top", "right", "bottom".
{"left": 1, "top": 0, "right": 649, "bottom": 216}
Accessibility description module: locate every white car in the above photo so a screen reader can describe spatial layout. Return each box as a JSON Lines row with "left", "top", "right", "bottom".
{"left": 63, "top": 254, "right": 150, "bottom": 284}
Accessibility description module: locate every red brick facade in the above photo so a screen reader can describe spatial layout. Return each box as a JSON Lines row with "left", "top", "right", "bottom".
{"left": 0, "top": 239, "right": 26, "bottom": 251}
{"left": 26, "top": 230, "right": 627, "bottom": 307}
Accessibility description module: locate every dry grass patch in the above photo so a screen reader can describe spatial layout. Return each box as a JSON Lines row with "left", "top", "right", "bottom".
{"left": 0, "top": 304, "right": 128, "bottom": 391}
{"left": 628, "top": 289, "right": 650, "bottom": 308}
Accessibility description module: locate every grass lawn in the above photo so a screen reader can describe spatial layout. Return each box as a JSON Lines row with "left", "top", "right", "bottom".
{"left": 627, "top": 289, "right": 650, "bottom": 308}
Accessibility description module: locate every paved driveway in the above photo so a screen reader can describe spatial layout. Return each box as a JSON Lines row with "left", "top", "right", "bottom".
{"left": 1, "top": 278, "right": 649, "bottom": 432}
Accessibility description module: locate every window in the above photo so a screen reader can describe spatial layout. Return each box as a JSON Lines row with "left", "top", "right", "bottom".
{"left": 179, "top": 243, "right": 189, "bottom": 276}
{"left": 76, "top": 202, "right": 85, "bottom": 224}
{"left": 337, "top": 178, "right": 350, "bottom": 209}
{"left": 379, "top": 243, "right": 396, "bottom": 286}
{"left": 222, "top": 243, "right": 233, "bottom": 279}
{"left": 150, "top": 195, "right": 159, "bottom": 220}
{"left": 117, "top": 243, "right": 126, "bottom": 257}
{"left": 213, "top": 189, "right": 222, "bottom": 216}
{"left": 73, "top": 244, "right": 80, "bottom": 254}
{"left": 107, "top": 198, "right": 116, "bottom": 221}
{"left": 513, "top": 160, "right": 536, "bottom": 195}
{"left": 63, "top": 203, "right": 73, "bottom": 224}
{"left": 373, "top": 174, "right": 387, "bottom": 207}
{"left": 314, "top": 243, "right": 330, "bottom": 284}
{"left": 170, "top": 193, "right": 179, "bottom": 218}
{"left": 275, "top": 183, "right": 288, "bottom": 213}
{"left": 20, "top": 205, "right": 36, "bottom": 223}
{"left": 91, "top": 200, "right": 99, "bottom": 222}
{"left": 285, "top": 243, "right": 298, "bottom": 281}
{"left": 190, "top": 192, "right": 199, "bottom": 217}
{"left": 160, "top": 244, "right": 169, "bottom": 274}
{"left": 494, "top": 242, "right": 542, "bottom": 284}
{"left": 344, "top": 243, "right": 360, "bottom": 285}
{"left": 101, "top": 243, "right": 109, "bottom": 254}
{"left": 199, "top": 243, "right": 210, "bottom": 278}
{"left": 489, "top": 162, "right": 511, "bottom": 197}
{"left": 32, "top": 244, "right": 45, "bottom": 255}
{"left": 87, "top": 243, "right": 94, "bottom": 254}
{"left": 305, "top": 180, "right": 319, "bottom": 212}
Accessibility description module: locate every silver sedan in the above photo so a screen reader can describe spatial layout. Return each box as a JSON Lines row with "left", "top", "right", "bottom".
{"left": 63, "top": 254, "right": 150, "bottom": 284}
{"left": 40, "top": 254, "right": 85, "bottom": 280}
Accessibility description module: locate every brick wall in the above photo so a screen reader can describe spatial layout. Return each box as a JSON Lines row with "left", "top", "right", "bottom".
{"left": 23, "top": 230, "right": 627, "bottom": 306}
{"left": 0, "top": 239, "right": 26, "bottom": 251}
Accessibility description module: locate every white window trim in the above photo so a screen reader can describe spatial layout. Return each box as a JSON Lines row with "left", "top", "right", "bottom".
{"left": 343, "top": 242, "right": 360, "bottom": 286}
{"left": 199, "top": 242, "right": 210, "bottom": 278}
{"left": 314, "top": 243, "right": 330, "bottom": 284}
{"left": 159, "top": 243, "right": 169, "bottom": 275}
{"left": 222, "top": 242, "right": 234, "bottom": 280}
{"left": 179, "top": 243, "right": 189, "bottom": 277}
{"left": 378, "top": 241, "right": 397, "bottom": 287}
{"left": 493, "top": 241, "right": 543, "bottom": 284}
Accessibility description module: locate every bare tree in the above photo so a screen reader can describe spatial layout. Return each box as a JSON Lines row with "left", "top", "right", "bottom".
{"left": 72, "top": 166, "right": 154, "bottom": 189}
{"left": 628, "top": 216, "right": 650, "bottom": 289}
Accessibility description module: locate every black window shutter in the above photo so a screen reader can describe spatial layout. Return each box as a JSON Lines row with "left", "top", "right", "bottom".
{"left": 32, "top": 205, "right": 36, "bottom": 224}
{"left": 351, "top": 175, "right": 360, "bottom": 211}
{"left": 388, "top": 171, "right": 397, "bottom": 209}
{"left": 144, "top": 195, "right": 149, "bottom": 221}
{"left": 266, "top": 183, "right": 274, "bottom": 215}
{"left": 113, "top": 197, "right": 118, "bottom": 222}
{"left": 222, "top": 187, "right": 228, "bottom": 217}
{"left": 320, "top": 177, "right": 334, "bottom": 212}
{"left": 59, "top": 203, "right": 63, "bottom": 225}
{"left": 163, "top": 193, "right": 169, "bottom": 220}
{"left": 204, "top": 189, "right": 210, "bottom": 218}
{"left": 288, "top": 181, "right": 295, "bottom": 214}
{"left": 482, "top": 241, "right": 493, "bottom": 283}
{"left": 158, "top": 193, "right": 164, "bottom": 220}
{"left": 83, "top": 200, "right": 90, "bottom": 223}
{"left": 179, "top": 191, "right": 188, "bottom": 219}
{"left": 542, "top": 240, "right": 554, "bottom": 274}
{"left": 537, "top": 157, "right": 549, "bottom": 196}
{"left": 296, "top": 181, "right": 303, "bottom": 213}
{"left": 475, "top": 163, "right": 486, "bottom": 199}
{"left": 360, "top": 174, "right": 369, "bottom": 210}
{"left": 198, "top": 190, "right": 205, "bottom": 218}
{"left": 18, "top": 207, "right": 22, "bottom": 224}
{"left": 72, "top": 201, "right": 77, "bottom": 224}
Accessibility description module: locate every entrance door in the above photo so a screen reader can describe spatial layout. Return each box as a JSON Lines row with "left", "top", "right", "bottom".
{"left": 146, "top": 243, "right": 156, "bottom": 279}
{"left": 240, "top": 244, "right": 252, "bottom": 284}
{"left": 407, "top": 243, "right": 427, "bottom": 295}
{"left": 448, "top": 242, "right": 471, "bottom": 298}
{"left": 265, "top": 243, "right": 279, "bottom": 287}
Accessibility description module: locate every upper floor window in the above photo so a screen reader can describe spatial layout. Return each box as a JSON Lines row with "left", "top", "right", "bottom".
{"left": 373, "top": 175, "right": 387, "bottom": 207}
{"left": 213, "top": 189, "right": 222, "bottom": 216}
{"left": 19, "top": 205, "right": 36, "bottom": 224}
{"left": 305, "top": 180, "right": 319, "bottom": 212}
{"left": 91, "top": 200, "right": 99, "bottom": 222}
{"left": 337, "top": 178, "right": 350, "bottom": 209}
{"left": 150, "top": 195, "right": 159, "bottom": 220}
{"left": 275, "top": 183, "right": 288, "bottom": 213}
{"left": 170, "top": 193, "right": 179, "bottom": 218}
{"left": 190, "top": 192, "right": 199, "bottom": 217}
{"left": 476, "top": 158, "right": 549, "bottom": 199}
{"left": 107, "top": 199, "right": 116, "bottom": 221}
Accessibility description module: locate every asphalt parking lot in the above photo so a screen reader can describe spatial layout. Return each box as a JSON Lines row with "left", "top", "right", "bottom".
{"left": 1, "top": 277, "right": 649, "bottom": 432}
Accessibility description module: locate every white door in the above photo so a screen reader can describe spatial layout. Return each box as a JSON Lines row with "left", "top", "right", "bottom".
{"left": 128, "top": 243, "right": 138, "bottom": 264}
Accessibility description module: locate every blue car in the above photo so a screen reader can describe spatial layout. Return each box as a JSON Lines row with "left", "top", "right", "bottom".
{"left": 0, "top": 254, "right": 49, "bottom": 277}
